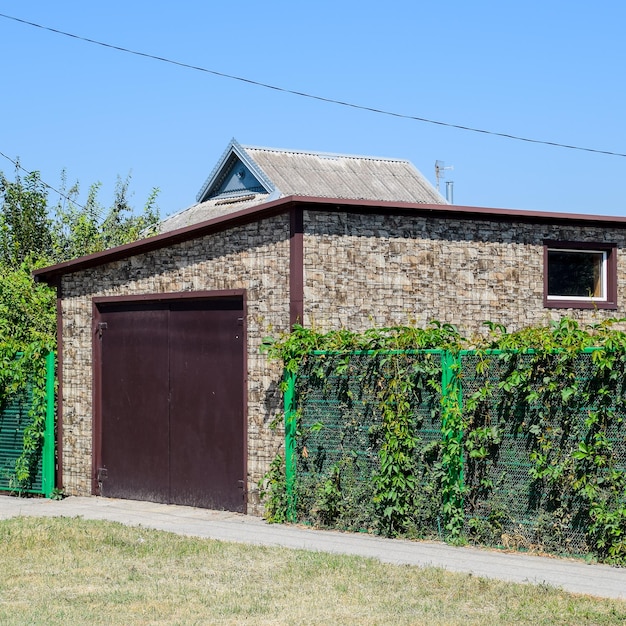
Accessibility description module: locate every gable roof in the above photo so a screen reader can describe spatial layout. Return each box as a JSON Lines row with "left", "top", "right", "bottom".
{"left": 157, "top": 139, "right": 447, "bottom": 233}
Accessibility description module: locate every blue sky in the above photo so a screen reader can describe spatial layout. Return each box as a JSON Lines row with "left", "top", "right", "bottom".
{"left": 0, "top": 2, "right": 624, "bottom": 219}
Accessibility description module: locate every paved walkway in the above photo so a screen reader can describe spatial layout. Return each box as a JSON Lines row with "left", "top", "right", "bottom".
{"left": 1, "top": 495, "right": 625, "bottom": 601}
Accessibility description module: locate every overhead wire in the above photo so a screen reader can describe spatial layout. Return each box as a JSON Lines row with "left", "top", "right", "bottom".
{"left": 0, "top": 11, "right": 625, "bottom": 159}
{"left": 0, "top": 149, "right": 91, "bottom": 213}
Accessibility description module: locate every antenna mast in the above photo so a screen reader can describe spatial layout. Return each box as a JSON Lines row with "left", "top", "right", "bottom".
{"left": 435, "top": 160, "right": 454, "bottom": 201}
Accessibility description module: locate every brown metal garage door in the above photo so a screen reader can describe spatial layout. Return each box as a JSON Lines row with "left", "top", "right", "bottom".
{"left": 93, "top": 295, "right": 245, "bottom": 512}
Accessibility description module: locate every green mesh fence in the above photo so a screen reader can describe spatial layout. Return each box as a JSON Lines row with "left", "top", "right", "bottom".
{"left": 461, "top": 349, "right": 626, "bottom": 555}
{"left": 291, "top": 351, "right": 444, "bottom": 534}
{"left": 285, "top": 348, "right": 626, "bottom": 555}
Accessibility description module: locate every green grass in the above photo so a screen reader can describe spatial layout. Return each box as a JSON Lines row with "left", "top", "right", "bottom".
{"left": 0, "top": 517, "right": 624, "bottom": 625}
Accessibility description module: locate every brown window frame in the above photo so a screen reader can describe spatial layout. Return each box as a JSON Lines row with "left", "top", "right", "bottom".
{"left": 543, "top": 240, "right": 617, "bottom": 310}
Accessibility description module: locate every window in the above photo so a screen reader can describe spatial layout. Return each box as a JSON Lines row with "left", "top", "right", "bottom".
{"left": 544, "top": 241, "right": 617, "bottom": 309}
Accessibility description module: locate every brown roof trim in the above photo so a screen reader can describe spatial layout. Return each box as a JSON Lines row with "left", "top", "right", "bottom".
{"left": 34, "top": 196, "right": 295, "bottom": 283}
{"left": 307, "top": 196, "right": 626, "bottom": 225}
{"left": 33, "top": 195, "right": 626, "bottom": 283}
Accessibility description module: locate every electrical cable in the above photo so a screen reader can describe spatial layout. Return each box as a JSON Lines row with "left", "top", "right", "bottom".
{"left": 0, "top": 149, "right": 91, "bottom": 213}
{"left": 0, "top": 12, "right": 624, "bottom": 159}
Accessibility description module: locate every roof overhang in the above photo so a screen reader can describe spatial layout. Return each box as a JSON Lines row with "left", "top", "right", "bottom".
{"left": 33, "top": 196, "right": 626, "bottom": 284}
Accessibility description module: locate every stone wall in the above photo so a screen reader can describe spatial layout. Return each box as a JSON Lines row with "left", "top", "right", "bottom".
{"left": 303, "top": 211, "right": 626, "bottom": 335}
{"left": 57, "top": 205, "right": 626, "bottom": 516}
{"left": 59, "top": 215, "right": 291, "bottom": 513}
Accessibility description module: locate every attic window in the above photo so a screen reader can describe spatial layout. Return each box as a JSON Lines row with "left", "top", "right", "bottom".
{"left": 544, "top": 241, "right": 617, "bottom": 309}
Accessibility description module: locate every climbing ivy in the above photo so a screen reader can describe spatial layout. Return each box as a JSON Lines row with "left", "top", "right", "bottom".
{"left": 262, "top": 317, "right": 626, "bottom": 563}
{"left": 463, "top": 318, "right": 626, "bottom": 562}
{"left": 262, "top": 322, "right": 464, "bottom": 537}
{"left": 0, "top": 340, "right": 53, "bottom": 492}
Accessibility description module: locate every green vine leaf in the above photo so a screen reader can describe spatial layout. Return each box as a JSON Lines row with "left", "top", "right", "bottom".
{"left": 260, "top": 316, "right": 626, "bottom": 563}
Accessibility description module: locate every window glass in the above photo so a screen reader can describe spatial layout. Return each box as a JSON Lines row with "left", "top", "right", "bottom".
{"left": 547, "top": 249, "right": 605, "bottom": 300}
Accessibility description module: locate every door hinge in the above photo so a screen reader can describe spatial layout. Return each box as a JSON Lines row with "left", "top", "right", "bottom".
{"left": 97, "top": 467, "right": 108, "bottom": 496}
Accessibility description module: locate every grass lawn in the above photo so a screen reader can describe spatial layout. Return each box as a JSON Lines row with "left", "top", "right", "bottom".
{"left": 0, "top": 516, "right": 624, "bottom": 625}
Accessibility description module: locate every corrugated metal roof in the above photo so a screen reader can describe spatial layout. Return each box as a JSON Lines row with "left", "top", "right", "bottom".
{"left": 245, "top": 146, "right": 446, "bottom": 204}
{"left": 157, "top": 140, "right": 446, "bottom": 233}
{"left": 157, "top": 194, "right": 270, "bottom": 234}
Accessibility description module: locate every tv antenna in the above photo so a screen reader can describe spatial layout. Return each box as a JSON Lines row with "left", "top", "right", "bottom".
{"left": 435, "top": 160, "right": 454, "bottom": 192}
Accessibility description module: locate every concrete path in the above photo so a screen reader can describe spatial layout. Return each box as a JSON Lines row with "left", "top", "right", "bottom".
{"left": 1, "top": 494, "right": 625, "bottom": 601}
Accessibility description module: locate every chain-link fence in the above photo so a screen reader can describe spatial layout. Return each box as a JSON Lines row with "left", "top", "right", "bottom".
{"left": 284, "top": 348, "right": 626, "bottom": 557}
{"left": 461, "top": 350, "right": 626, "bottom": 555}
{"left": 290, "top": 351, "right": 443, "bottom": 534}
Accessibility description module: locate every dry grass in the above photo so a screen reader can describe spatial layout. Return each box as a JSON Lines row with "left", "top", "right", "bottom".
{"left": 0, "top": 516, "right": 624, "bottom": 625}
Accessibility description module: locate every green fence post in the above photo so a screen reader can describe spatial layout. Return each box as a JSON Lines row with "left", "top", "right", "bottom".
{"left": 42, "top": 351, "right": 55, "bottom": 498}
{"left": 455, "top": 352, "right": 465, "bottom": 506}
{"left": 440, "top": 350, "right": 464, "bottom": 536}
{"left": 283, "top": 369, "right": 297, "bottom": 522}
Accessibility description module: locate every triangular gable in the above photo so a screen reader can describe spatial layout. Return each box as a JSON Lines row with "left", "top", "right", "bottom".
{"left": 196, "top": 138, "right": 277, "bottom": 203}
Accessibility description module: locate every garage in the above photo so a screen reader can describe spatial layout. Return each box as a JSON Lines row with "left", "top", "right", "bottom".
{"left": 92, "top": 293, "right": 246, "bottom": 512}
{"left": 31, "top": 139, "right": 451, "bottom": 513}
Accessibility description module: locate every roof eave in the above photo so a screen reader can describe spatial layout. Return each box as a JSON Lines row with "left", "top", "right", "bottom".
{"left": 34, "top": 195, "right": 297, "bottom": 284}
{"left": 33, "top": 195, "right": 626, "bottom": 284}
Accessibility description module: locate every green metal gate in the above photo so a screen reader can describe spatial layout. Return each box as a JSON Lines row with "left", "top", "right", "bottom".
{"left": 0, "top": 352, "right": 55, "bottom": 496}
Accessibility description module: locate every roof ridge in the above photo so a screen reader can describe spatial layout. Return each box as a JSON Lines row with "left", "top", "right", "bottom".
{"left": 242, "top": 144, "right": 412, "bottom": 163}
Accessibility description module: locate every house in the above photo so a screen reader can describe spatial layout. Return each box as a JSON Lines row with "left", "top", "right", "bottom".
{"left": 34, "top": 139, "right": 626, "bottom": 514}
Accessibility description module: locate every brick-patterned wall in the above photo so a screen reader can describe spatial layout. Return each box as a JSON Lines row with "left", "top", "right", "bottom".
{"left": 303, "top": 211, "right": 626, "bottom": 334}
{"left": 59, "top": 215, "right": 290, "bottom": 513}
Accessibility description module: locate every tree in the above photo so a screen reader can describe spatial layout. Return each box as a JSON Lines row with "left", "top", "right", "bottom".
{"left": 0, "top": 260, "right": 56, "bottom": 346}
{"left": 0, "top": 167, "right": 53, "bottom": 268}
{"left": 52, "top": 173, "right": 160, "bottom": 262}
{"left": 0, "top": 165, "right": 160, "bottom": 347}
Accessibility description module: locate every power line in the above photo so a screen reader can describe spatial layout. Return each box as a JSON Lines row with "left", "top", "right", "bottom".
{"left": 1, "top": 12, "right": 625, "bottom": 159}
{"left": 0, "top": 149, "right": 90, "bottom": 213}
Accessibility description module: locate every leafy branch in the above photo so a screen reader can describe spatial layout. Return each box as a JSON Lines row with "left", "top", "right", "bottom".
{"left": 261, "top": 317, "right": 626, "bottom": 563}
